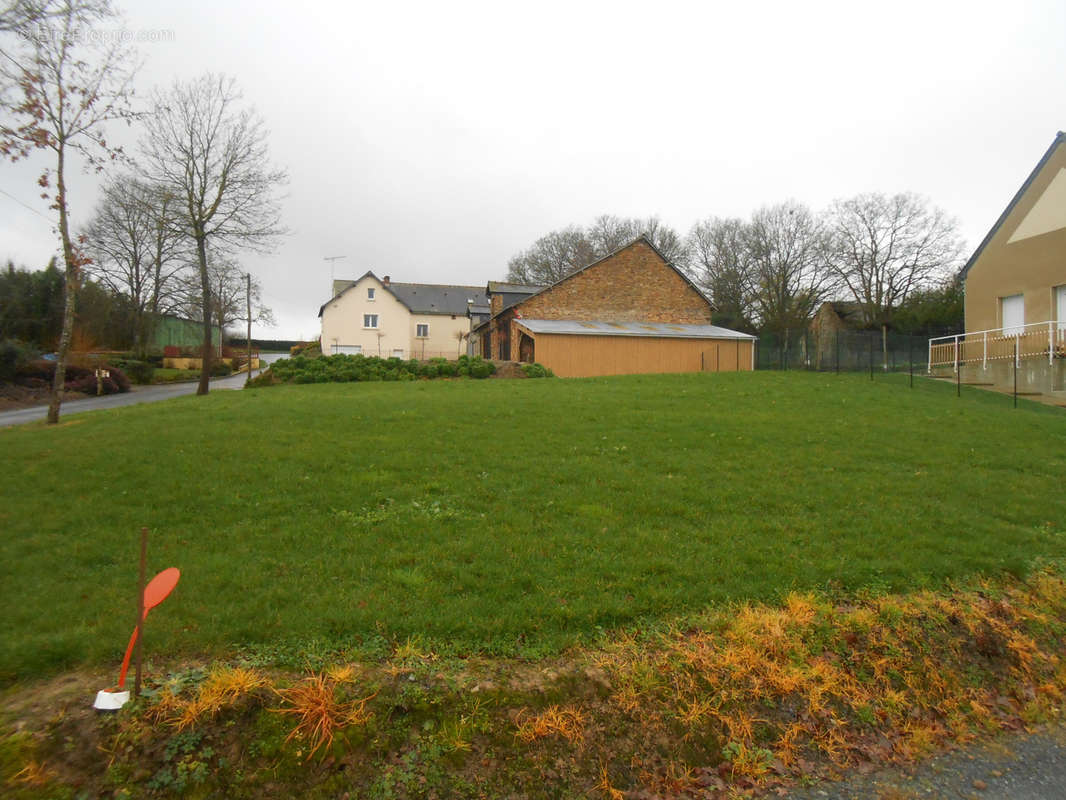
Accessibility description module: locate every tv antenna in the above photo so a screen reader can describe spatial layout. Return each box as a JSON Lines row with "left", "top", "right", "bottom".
{"left": 324, "top": 255, "right": 347, "bottom": 294}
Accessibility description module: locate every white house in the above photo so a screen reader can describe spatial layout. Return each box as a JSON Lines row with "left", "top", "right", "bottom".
{"left": 318, "top": 272, "right": 487, "bottom": 360}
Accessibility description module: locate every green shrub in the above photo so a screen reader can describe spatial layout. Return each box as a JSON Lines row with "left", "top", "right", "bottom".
{"left": 0, "top": 339, "right": 38, "bottom": 382}
{"left": 18, "top": 360, "right": 131, "bottom": 395}
{"left": 521, "top": 363, "right": 554, "bottom": 378}
{"left": 109, "top": 359, "right": 155, "bottom": 385}
{"left": 210, "top": 361, "right": 234, "bottom": 377}
{"left": 245, "top": 370, "right": 277, "bottom": 388}
{"left": 254, "top": 353, "right": 501, "bottom": 386}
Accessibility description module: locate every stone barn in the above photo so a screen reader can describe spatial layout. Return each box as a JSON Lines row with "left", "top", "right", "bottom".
{"left": 474, "top": 236, "right": 756, "bottom": 378}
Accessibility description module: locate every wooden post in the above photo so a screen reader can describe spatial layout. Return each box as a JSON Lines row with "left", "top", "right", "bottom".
{"left": 134, "top": 527, "right": 148, "bottom": 698}
{"left": 245, "top": 272, "right": 252, "bottom": 385}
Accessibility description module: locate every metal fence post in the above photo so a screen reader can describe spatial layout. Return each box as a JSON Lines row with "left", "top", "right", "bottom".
{"left": 835, "top": 329, "right": 840, "bottom": 374}
{"left": 869, "top": 334, "right": 874, "bottom": 380}
{"left": 1014, "top": 339, "right": 1018, "bottom": 408}
{"left": 909, "top": 336, "right": 913, "bottom": 388}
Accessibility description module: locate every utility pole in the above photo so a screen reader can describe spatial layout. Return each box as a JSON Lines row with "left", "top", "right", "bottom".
{"left": 245, "top": 272, "right": 252, "bottom": 386}
{"left": 324, "top": 255, "right": 347, "bottom": 296}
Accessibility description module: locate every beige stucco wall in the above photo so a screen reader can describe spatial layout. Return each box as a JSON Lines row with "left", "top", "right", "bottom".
{"left": 320, "top": 276, "right": 412, "bottom": 358}
{"left": 408, "top": 313, "right": 471, "bottom": 360}
{"left": 965, "top": 139, "right": 1066, "bottom": 333}
{"left": 321, "top": 276, "right": 475, "bottom": 360}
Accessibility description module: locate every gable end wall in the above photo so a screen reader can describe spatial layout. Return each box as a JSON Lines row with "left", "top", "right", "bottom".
{"left": 964, "top": 141, "right": 1066, "bottom": 333}
{"left": 507, "top": 240, "right": 712, "bottom": 361}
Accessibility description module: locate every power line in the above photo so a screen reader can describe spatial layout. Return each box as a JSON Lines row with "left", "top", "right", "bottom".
{"left": 0, "top": 187, "right": 53, "bottom": 224}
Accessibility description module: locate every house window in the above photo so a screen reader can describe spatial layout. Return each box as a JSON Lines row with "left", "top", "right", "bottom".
{"left": 331, "top": 344, "right": 361, "bottom": 355}
{"left": 416, "top": 323, "right": 429, "bottom": 338}
{"left": 1000, "top": 294, "right": 1024, "bottom": 335}
{"left": 367, "top": 287, "right": 375, "bottom": 300}
{"left": 363, "top": 314, "right": 378, "bottom": 329}
{"left": 392, "top": 349, "right": 404, "bottom": 359}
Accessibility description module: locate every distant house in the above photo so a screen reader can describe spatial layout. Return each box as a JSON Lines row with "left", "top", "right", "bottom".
{"left": 930, "top": 132, "right": 1066, "bottom": 394}
{"left": 319, "top": 273, "right": 487, "bottom": 360}
{"left": 808, "top": 301, "right": 877, "bottom": 368}
{"left": 473, "top": 236, "right": 756, "bottom": 377}
{"left": 147, "top": 314, "right": 220, "bottom": 351}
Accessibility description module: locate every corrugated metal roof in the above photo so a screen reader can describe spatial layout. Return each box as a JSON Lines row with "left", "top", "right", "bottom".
{"left": 487, "top": 281, "right": 546, "bottom": 294}
{"left": 516, "top": 319, "right": 757, "bottom": 340}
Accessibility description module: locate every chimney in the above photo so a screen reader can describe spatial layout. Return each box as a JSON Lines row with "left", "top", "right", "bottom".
{"left": 383, "top": 275, "right": 391, "bottom": 286}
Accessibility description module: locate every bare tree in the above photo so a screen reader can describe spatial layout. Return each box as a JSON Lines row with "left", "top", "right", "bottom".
{"left": 687, "top": 216, "right": 756, "bottom": 332}
{"left": 506, "top": 225, "right": 595, "bottom": 284}
{"left": 507, "top": 215, "right": 687, "bottom": 285}
{"left": 0, "top": 0, "right": 137, "bottom": 423}
{"left": 824, "top": 192, "right": 963, "bottom": 327}
{"left": 0, "top": 0, "right": 107, "bottom": 31}
{"left": 175, "top": 249, "right": 273, "bottom": 355}
{"left": 140, "top": 73, "right": 286, "bottom": 395}
{"left": 83, "top": 174, "right": 189, "bottom": 355}
{"left": 746, "top": 201, "right": 835, "bottom": 336}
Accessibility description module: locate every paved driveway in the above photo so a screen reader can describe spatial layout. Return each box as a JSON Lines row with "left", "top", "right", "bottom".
{"left": 0, "top": 354, "right": 284, "bottom": 429}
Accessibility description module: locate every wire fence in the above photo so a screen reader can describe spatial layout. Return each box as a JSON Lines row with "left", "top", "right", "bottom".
{"left": 756, "top": 329, "right": 931, "bottom": 375}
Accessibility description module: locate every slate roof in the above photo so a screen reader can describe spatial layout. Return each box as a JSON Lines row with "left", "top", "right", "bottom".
{"left": 515, "top": 319, "right": 756, "bottom": 340}
{"left": 388, "top": 282, "right": 486, "bottom": 315}
{"left": 319, "top": 271, "right": 485, "bottom": 316}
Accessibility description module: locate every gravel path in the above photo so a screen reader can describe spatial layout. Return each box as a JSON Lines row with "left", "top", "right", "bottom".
{"left": 783, "top": 723, "right": 1066, "bottom": 799}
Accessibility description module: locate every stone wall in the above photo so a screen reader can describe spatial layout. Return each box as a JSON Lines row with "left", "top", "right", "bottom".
{"left": 506, "top": 239, "right": 712, "bottom": 360}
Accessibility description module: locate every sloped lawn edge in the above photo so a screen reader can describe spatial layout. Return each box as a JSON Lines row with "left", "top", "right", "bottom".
{"left": 5, "top": 567, "right": 1066, "bottom": 799}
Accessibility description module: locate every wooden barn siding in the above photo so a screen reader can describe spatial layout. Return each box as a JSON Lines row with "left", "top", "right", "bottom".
{"left": 532, "top": 333, "right": 753, "bottom": 378}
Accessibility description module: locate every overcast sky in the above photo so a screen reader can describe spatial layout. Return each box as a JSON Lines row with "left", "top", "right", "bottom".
{"left": 2, "top": 0, "right": 1064, "bottom": 339}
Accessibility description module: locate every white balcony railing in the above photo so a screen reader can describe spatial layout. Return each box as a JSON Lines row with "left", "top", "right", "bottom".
{"left": 928, "top": 320, "right": 1066, "bottom": 372}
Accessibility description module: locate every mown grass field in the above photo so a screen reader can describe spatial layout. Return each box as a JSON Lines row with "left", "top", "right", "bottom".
{"left": 1, "top": 372, "right": 1064, "bottom": 683}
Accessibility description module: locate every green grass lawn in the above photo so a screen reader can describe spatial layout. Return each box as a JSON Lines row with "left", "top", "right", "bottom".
{"left": 1, "top": 372, "right": 1064, "bottom": 683}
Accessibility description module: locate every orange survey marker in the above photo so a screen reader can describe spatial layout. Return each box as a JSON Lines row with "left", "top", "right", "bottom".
{"left": 116, "top": 567, "right": 180, "bottom": 689}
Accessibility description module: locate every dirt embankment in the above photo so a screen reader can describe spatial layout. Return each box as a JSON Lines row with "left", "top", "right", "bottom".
{"left": 5, "top": 571, "right": 1066, "bottom": 799}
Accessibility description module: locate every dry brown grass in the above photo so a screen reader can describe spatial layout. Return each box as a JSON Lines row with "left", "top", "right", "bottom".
{"left": 272, "top": 672, "right": 375, "bottom": 759}
{"left": 11, "top": 760, "right": 54, "bottom": 788}
{"left": 595, "top": 762, "right": 625, "bottom": 800}
{"left": 592, "top": 571, "right": 1066, "bottom": 790}
{"left": 149, "top": 665, "right": 268, "bottom": 730}
{"left": 515, "top": 704, "right": 586, "bottom": 744}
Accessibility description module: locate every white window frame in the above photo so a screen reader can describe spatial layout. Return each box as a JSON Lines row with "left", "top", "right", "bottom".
{"left": 331, "top": 344, "right": 362, "bottom": 355}
{"left": 1056, "top": 285, "right": 1066, "bottom": 332}
{"left": 416, "top": 323, "right": 429, "bottom": 338}
{"left": 363, "top": 313, "right": 379, "bottom": 329}
{"left": 367, "top": 287, "right": 375, "bottom": 301}
{"left": 392, "top": 349, "right": 404, "bottom": 359}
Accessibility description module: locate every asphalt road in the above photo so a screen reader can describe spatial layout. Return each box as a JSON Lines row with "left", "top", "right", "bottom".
{"left": 783, "top": 723, "right": 1066, "bottom": 800}
{"left": 0, "top": 354, "right": 283, "bottom": 429}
